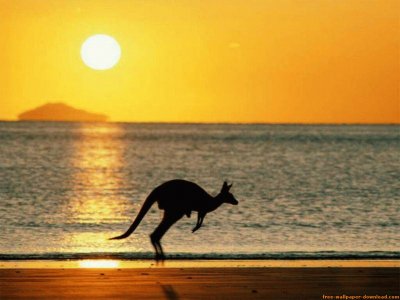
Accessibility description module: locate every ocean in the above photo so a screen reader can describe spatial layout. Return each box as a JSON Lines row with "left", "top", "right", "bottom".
{"left": 0, "top": 122, "right": 399, "bottom": 260}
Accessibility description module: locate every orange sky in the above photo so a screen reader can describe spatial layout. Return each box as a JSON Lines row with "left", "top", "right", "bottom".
{"left": 0, "top": 0, "right": 399, "bottom": 123}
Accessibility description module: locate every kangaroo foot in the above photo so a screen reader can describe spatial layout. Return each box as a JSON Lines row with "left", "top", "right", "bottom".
{"left": 155, "top": 253, "right": 165, "bottom": 261}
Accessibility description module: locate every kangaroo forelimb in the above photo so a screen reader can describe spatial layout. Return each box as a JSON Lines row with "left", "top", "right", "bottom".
{"left": 192, "top": 213, "right": 205, "bottom": 233}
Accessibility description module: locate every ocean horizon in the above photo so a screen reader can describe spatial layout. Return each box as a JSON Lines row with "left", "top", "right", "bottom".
{"left": 2, "top": 120, "right": 400, "bottom": 125}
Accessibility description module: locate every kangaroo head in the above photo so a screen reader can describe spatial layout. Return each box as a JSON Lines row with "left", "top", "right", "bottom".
{"left": 218, "top": 181, "right": 238, "bottom": 205}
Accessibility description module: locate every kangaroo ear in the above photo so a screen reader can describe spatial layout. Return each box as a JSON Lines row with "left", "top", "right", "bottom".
{"left": 222, "top": 181, "right": 232, "bottom": 192}
{"left": 228, "top": 183, "right": 233, "bottom": 190}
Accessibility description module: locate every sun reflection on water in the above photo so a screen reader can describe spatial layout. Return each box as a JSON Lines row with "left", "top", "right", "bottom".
{"left": 62, "top": 123, "right": 134, "bottom": 252}
{"left": 79, "top": 259, "right": 120, "bottom": 268}
{"left": 70, "top": 123, "right": 126, "bottom": 224}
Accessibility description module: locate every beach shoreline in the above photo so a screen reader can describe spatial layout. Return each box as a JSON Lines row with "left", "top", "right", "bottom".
{"left": 0, "top": 259, "right": 399, "bottom": 269}
{"left": 0, "top": 263, "right": 399, "bottom": 299}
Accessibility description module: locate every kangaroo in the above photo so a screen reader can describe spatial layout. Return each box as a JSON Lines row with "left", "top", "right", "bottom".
{"left": 110, "top": 179, "right": 239, "bottom": 260}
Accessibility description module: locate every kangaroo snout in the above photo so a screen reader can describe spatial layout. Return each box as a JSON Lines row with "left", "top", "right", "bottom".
{"left": 227, "top": 197, "right": 238, "bottom": 205}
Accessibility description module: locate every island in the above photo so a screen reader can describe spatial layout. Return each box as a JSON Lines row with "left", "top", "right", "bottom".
{"left": 18, "top": 103, "right": 108, "bottom": 122}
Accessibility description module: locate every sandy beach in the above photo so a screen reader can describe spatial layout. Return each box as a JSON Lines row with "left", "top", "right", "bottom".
{"left": 0, "top": 263, "right": 399, "bottom": 299}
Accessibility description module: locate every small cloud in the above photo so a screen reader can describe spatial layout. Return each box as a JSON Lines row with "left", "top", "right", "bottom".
{"left": 228, "top": 42, "right": 241, "bottom": 49}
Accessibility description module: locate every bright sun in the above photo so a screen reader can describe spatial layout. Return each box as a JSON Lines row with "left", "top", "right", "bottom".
{"left": 81, "top": 34, "right": 121, "bottom": 70}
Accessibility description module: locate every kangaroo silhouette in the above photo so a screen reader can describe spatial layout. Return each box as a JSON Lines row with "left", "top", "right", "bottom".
{"left": 110, "top": 179, "right": 238, "bottom": 260}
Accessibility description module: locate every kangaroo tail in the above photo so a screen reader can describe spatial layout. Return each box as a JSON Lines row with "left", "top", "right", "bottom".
{"left": 109, "top": 191, "right": 157, "bottom": 240}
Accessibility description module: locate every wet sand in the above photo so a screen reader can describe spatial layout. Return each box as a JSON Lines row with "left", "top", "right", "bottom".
{"left": 0, "top": 266, "right": 399, "bottom": 299}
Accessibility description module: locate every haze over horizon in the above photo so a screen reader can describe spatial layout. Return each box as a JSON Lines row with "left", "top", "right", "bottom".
{"left": 1, "top": 0, "right": 399, "bottom": 123}
{"left": 3, "top": 101, "right": 398, "bottom": 124}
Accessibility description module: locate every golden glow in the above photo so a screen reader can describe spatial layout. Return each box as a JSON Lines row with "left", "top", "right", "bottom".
{"left": 79, "top": 260, "right": 120, "bottom": 268}
{"left": 81, "top": 34, "right": 121, "bottom": 70}
{"left": 70, "top": 124, "right": 125, "bottom": 223}
{"left": 1, "top": 260, "right": 399, "bottom": 269}
{"left": 0, "top": 0, "right": 398, "bottom": 123}
{"left": 61, "top": 124, "right": 137, "bottom": 252}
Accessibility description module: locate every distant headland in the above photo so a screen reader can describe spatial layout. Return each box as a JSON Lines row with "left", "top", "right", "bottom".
{"left": 18, "top": 103, "right": 108, "bottom": 122}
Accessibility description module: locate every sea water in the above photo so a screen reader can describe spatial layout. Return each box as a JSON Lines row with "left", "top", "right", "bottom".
{"left": 0, "top": 122, "right": 399, "bottom": 259}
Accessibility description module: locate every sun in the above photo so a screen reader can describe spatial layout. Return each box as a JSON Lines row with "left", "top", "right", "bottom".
{"left": 81, "top": 34, "right": 121, "bottom": 70}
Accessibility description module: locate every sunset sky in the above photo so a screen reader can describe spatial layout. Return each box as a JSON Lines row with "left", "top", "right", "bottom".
{"left": 1, "top": 0, "right": 399, "bottom": 123}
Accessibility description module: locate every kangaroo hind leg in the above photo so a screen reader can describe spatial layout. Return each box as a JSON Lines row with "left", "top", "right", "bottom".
{"left": 150, "top": 211, "right": 182, "bottom": 261}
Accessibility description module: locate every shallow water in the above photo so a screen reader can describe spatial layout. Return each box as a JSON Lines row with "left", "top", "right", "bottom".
{"left": 0, "top": 122, "right": 399, "bottom": 258}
